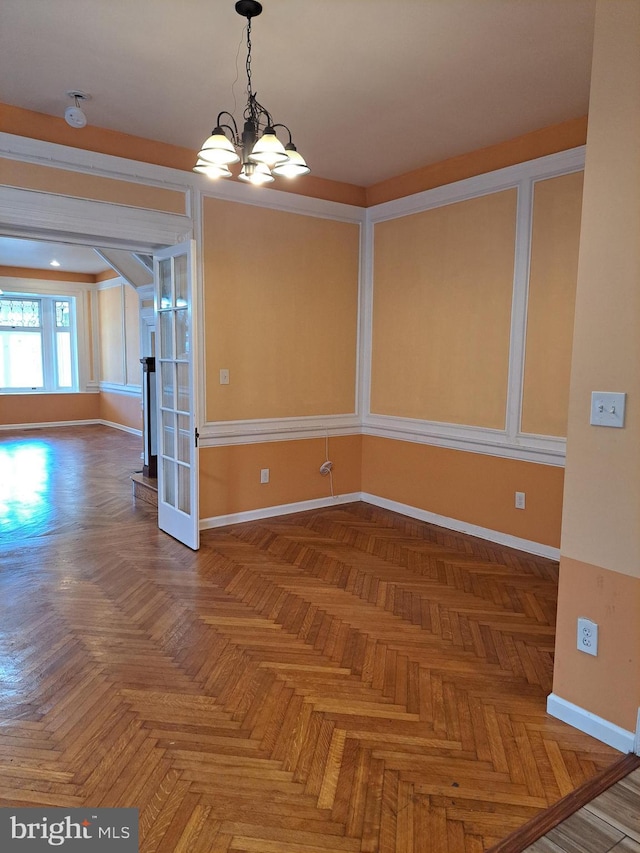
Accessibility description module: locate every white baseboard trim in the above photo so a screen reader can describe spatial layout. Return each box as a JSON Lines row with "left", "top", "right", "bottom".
{"left": 0, "top": 419, "right": 142, "bottom": 437}
{"left": 200, "top": 492, "right": 362, "bottom": 530}
{"left": 200, "top": 491, "right": 557, "bottom": 560}
{"left": 547, "top": 694, "right": 636, "bottom": 754}
{"left": 361, "top": 493, "right": 560, "bottom": 559}
{"left": 0, "top": 418, "right": 101, "bottom": 431}
{"left": 100, "top": 420, "right": 142, "bottom": 437}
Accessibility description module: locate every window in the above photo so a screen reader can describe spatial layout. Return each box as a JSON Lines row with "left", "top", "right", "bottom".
{"left": 0, "top": 296, "right": 77, "bottom": 392}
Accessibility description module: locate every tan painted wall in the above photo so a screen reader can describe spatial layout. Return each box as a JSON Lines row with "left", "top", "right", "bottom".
{"left": 560, "top": 3, "right": 640, "bottom": 576}
{"left": 521, "top": 172, "right": 583, "bottom": 437}
{"left": 0, "top": 392, "right": 100, "bottom": 425}
{"left": 0, "top": 158, "right": 186, "bottom": 214}
{"left": 86, "top": 290, "right": 96, "bottom": 383}
{"left": 362, "top": 436, "right": 564, "bottom": 548}
{"left": 98, "top": 281, "right": 141, "bottom": 389}
{"left": 371, "top": 190, "right": 517, "bottom": 429}
{"left": 199, "top": 435, "right": 362, "bottom": 519}
{"left": 99, "top": 390, "right": 142, "bottom": 432}
{"left": 553, "top": 1, "right": 640, "bottom": 733}
{"left": 203, "top": 197, "right": 360, "bottom": 422}
{"left": 96, "top": 281, "right": 142, "bottom": 430}
{"left": 124, "top": 284, "right": 142, "bottom": 386}
{"left": 98, "top": 286, "right": 125, "bottom": 385}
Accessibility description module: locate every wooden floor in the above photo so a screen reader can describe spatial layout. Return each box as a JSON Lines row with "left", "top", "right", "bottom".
{"left": 524, "top": 768, "right": 640, "bottom": 852}
{"left": 0, "top": 425, "right": 623, "bottom": 852}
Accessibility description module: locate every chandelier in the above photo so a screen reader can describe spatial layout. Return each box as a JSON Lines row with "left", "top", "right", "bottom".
{"left": 194, "top": 0, "right": 310, "bottom": 186}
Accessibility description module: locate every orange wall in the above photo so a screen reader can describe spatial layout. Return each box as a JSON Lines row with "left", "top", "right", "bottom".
{"left": 0, "top": 158, "right": 186, "bottom": 214}
{"left": 366, "top": 117, "right": 588, "bottom": 205}
{"left": 124, "top": 284, "right": 142, "bottom": 386}
{"left": 98, "top": 281, "right": 141, "bottom": 389}
{"left": 0, "top": 393, "right": 100, "bottom": 425}
{"left": 99, "top": 286, "right": 125, "bottom": 385}
{"left": 371, "top": 190, "right": 517, "bottom": 429}
{"left": 552, "top": 1, "right": 640, "bottom": 734}
{"left": 203, "top": 198, "right": 360, "bottom": 421}
{"left": 553, "top": 558, "right": 640, "bottom": 730}
{"left": 0, "top": 265, "right": 97, "bottom": 283}
{"left": 199, "top": 435, "right": 362, "bottom": 520}
{"left": 521, "top": 172, "right": 583, "bottom": 437}
{"left": 362, "top": 436, "right": 564, "bottom": 548}
{"left": 0, "top": 102, "right": 365, "bottom": 207}
{"left": 0, "top": 390, "right": 141, "bottom": 432}
{"left": 99, "top": 390, "right": 142, "bottom": 433}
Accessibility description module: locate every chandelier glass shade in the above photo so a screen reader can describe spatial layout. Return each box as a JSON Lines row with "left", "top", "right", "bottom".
{"left": 194, "top": 1, "right": 310, "bottom": 185}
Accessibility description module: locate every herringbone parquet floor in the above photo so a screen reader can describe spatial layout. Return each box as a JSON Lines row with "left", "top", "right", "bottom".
{"left": 0, "top": 426, "right": 619, "bottom": 852}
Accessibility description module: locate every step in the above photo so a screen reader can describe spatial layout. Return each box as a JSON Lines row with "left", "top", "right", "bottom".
{"left": 131, "top": 472, "right": 158, "bottom": 508}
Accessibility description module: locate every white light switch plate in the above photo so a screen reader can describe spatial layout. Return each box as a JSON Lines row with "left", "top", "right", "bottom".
{"left": 590, "top": 391, "right": 626, "bottom": 427}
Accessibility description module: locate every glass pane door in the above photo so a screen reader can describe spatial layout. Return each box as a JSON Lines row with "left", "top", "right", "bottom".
{"left": 154, "top": 240, "right": 199, "bottom": 550}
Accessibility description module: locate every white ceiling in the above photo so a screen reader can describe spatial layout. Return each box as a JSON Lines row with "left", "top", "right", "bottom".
{"left": 1, "top": 0, "right": 596, "bottom": 188}
{"left": 0, "top": 238, "right": 109, "bottom": 275}
{"left": 0, "top": 1, "right": 596, "bottom": 275}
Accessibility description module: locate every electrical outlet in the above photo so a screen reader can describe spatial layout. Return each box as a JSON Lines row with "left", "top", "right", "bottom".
{"left": 260, "top": 468, "right": 269, "bottom": 484}
{"left": 320, "top": 461, "right": 333, "bottom": 476}
{"left": 577, "top": 617, "right": 598, "bottom": 656}
{"left": 515, "top": 491, "right": 526, "bottom": 510}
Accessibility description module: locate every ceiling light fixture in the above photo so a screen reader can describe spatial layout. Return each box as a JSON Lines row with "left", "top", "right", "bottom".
{"left": 194, "top": 1, "right": 310, "bottom": 186}
{"left": 64, "top": 90, "right": 90, "bottom": 129}
{"left": 50, "top": 260, "right": 61, "bottom": 267}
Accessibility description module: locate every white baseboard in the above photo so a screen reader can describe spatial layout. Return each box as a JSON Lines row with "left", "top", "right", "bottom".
{"left": 547, "top": 694, "right": 636, "bottom": 754}
{"left": 0, "top": 419, "right": 142, "bottom": 437}
{"left": 361, "top": 493, "right": 560, "bottom": 559}
{"left": 99, "top": 419, "right": 142, "bottom": 437}
{"left": 200, "top": 491, "right": 557, "bottom": 559}
{"left": 0, "top": 418, "right": 101, "bottom": 431}
{"left": 200, "top": 492, "right": 362, "bottom": 530}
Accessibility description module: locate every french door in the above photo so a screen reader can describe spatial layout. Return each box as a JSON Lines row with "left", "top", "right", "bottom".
{"left": 154, "top": 240, "right": 199, "bottom": 550}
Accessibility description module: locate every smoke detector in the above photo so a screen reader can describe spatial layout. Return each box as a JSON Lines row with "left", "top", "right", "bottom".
{"left": 64, "top": 90, "right": 91, "bottom": 128}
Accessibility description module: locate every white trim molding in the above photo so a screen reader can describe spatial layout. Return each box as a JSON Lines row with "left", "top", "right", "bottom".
{"left": 0, "top": 418, "right": 101, "bottom": 431}
{"left": 362, "top": 415, "right": 565, "bottom": 466}
{"left": 99, "top": 382, "right": 142, "bottom": 397}
{"left": 0, "top": 185, "right": 191, "bottom": 251}
{"left": 362, "top": 493, "right": 560, "bottom": 559}
{"left": 368, "top": 147, "right": 586, "bottom": 224}
{"left": 100, "top": 419, "right": 142, "bottom": 437}
{"left": 361, "top": 146, "right": 586, "bottom": 469}
{"left": 199, "top": 414, "right": 361, "bottom": 447}
{"left": 547, "top": 694, "right": 636, "bottom": 754}
{"left": 200, "top": 490, "right": 558, "bottom": 559}
{"left": 200, "top": 492, "right": 362, "bottom": 530}
{"left": 0, "top": 132, "right": 193, "bottom": 211}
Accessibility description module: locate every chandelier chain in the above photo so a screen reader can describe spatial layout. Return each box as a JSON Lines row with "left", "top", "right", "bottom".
{"left": 246, "top": 17, "right": 253, "bottom": 104}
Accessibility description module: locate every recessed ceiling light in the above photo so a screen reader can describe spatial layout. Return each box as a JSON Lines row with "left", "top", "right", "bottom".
{"left": 50, "top": 260, "right": 61, "bottom": 267}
